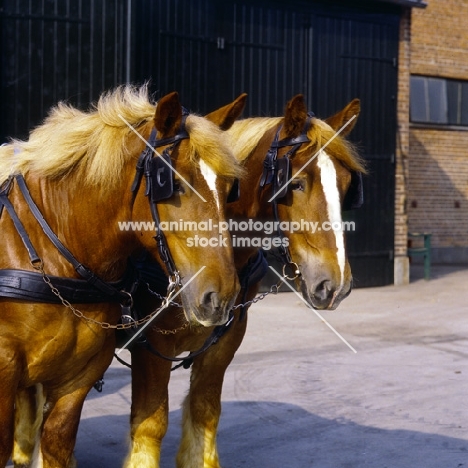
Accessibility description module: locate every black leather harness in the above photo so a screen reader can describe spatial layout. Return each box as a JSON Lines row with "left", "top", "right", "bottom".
{"left": 0, "top": 174, "right": 136, "bottom": 305}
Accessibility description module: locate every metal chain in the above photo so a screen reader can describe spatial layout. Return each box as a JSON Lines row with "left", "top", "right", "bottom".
{"left": 232, "top": 279, "right": 284, "bottom": 310}
{"left": 32, "top": 260, "right": 176, "bottom": 330}
{"left": 32, "top": 260, "right": 293, "bottom": 333}
{"left": 149, "top": 280, "right": 284, "bottom": 334}
{"left": 151, "top": 321, "right": 189, "bottom": 335}
{"left": 145, "top": 276, "right": 286, "bottom": 312}
{"left": 145, "top": 282, "right": 183, "bottom": 307}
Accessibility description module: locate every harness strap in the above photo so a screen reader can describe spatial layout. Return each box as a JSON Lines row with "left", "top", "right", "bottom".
{"left": 14, "top": 174, "right": 130, "bottom": 301}
{"left": 0, "top": 180, "right": 41, "bottom": 264}
{"left": 238, "top": 249, "right": 269, "bottom": 321}
{"left": 0, "top": 267, "right": 136, "bottom": 304}
{"left": 131, "top": 119, "right": 189, "bottom": 279}
{"left": 259, "top": 113, "right": 315, "bottom": 269}
{"left": 272, "top": 201, "right": 293, "bottom": 265}
{"left": 152, "top": 129, "right": 189, "bottom": 147}
{"left": 130, "top": 312, "right": 235, "bottom": 364}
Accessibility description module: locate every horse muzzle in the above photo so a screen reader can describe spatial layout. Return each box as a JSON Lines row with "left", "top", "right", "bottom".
{"left": 180, "top": 284, "right": 240, "bottom": 327}
{"left": 301, "top": 276, "right": 352, "bottom": 310}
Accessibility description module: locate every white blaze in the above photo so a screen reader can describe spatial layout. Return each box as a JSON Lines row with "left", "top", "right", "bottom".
{"left": 317, "top": 150, "right": 345, "bottom": 288}
{"left": 199, "top": 160, "right": 219, "bottom": 209}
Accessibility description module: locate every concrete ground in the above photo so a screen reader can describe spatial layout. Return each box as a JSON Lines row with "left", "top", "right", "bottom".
{"left": 10, "top": 264, "right": 468, "bottom": 467}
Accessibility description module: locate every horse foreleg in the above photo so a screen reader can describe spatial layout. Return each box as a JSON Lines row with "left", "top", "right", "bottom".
{"left": 12, "top": 385, "right": 46, "bottom": 468}
{"left": 0, "top": 348, "right": 22, "bottom": 468}
{"left": 31, "top": 385, "right": 88, "bottom": 468}
{"left": 176, "top": 317, "right": 248, "bottom": 468}
{"left": 124, "top": 346, "right": 172, "bottom": 468}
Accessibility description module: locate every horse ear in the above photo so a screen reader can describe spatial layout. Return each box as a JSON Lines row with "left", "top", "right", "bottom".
{"left": 154, "top": 91, "right": 183, "bottom": 136}
{"left": 283, "top": 94, "right": 308, "bottom": 137}
{"left": 325, "top": 98, "right": 360, "bottom": 136}
{"left": 205, "top": 93, "right": 247, "bottom": 130}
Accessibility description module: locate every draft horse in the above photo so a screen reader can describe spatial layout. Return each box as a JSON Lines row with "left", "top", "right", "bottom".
{"left": 125, "top": 95, "right": 366, "bottom": 467}
{"left": 0, "top": 85, "right": 245, "bottom": 468}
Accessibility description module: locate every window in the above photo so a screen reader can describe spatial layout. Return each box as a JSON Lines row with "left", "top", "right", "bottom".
{"left": 410, "top": 76, "right": 468, "bottom": 126}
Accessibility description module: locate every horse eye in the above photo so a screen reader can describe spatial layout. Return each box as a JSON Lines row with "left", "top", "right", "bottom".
{"left": 291, "top": 181, "right": 304, "bottom": 191}
{"left": 174, "top": 181, "right": 185, "bottom": 194}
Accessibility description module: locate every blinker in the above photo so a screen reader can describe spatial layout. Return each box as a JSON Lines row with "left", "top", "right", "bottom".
{"left": 149, "top": 150, "right": 173, "bottom": 202}
{"left": 227, "top": 178, "right": 240, "bottom": 203}
{"left": 342, "top": 171, "right": 363, "bottom": 210}
{"left": 273, "top": 157, "right": 291, "bottom": 201}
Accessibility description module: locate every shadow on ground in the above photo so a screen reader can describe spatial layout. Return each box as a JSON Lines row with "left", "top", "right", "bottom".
{"left": 409, "top": 263, "right": 468, "bottom": 283}
{"left": 75, "top": 401, "right": 467, "bottom": 468}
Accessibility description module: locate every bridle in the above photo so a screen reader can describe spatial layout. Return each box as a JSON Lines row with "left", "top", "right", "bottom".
{"left": 130, "top": 109, "right": 190, "bottom": 289}
{"left": 258, "top": 111, "right": 364, "bottom": 278}
{"left": 259, "top": 112, "right": 315, "bottom": 277}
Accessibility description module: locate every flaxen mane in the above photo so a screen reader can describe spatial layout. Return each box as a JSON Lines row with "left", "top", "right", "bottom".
{"left": 229, "top": 116, "right": 365, "bottom": 174}
{"left": 0, "top": 85, "right": 242, "bottom": 186}
{"left": 228, "top": 117, "right": 282, "bottom": 162}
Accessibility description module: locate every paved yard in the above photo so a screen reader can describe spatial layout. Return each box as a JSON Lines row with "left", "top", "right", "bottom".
{"left": 12, "top": 264, "right": 468, "bottom": 467}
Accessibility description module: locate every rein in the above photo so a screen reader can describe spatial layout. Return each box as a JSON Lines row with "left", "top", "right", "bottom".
{"left": 1, "top": 175, "right": 133, "bottom": 303}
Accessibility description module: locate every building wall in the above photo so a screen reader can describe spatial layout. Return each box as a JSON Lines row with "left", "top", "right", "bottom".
{"left": 411, "top": 0, "right": 468, "bottom": 79}
{"left": 395, "top": 8, "right": 411, "bottom": 285}
{"left": 408, "top": 0, "right": 468, "bottom": 263}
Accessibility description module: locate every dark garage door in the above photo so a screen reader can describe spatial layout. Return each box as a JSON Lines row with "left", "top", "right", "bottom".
{"left": 134, "top": 0, "right": 399, "bottom": 287}
{"left": 0, "top": 0, "right": 129, "bottom": 141}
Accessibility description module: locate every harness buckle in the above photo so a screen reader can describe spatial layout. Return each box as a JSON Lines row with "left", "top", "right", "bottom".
{"left": 119, "top": 290, "right": 133, "bottom": 308}
{"left": 31, "top": 258, "right": 44, "bottom": 271}
{"left": 167, "top": 271, "right": 181, "bottom": 293}
{"left": 282, "top": 262, "right": 301, "bottom": 281}
{"left": 121, "top": 314, "right": 136, "bottom": 327}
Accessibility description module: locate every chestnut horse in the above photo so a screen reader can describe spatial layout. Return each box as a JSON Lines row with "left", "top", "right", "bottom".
{"left": 125, "top": 95, "right": 365, "bottom": 467}
{"left": 0, "top": 86, "right": 245, "bottom": 468}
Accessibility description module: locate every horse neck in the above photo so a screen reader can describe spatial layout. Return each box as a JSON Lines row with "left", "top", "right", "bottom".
{"left": 227, "top": 126, "right": 279, "bottom": 270}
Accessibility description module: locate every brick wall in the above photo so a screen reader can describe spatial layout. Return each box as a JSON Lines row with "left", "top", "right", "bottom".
{"left": 408, "top": 130, "right": 468, "bottom": 248}
{"left": 411, "top": 0, "right": 468, "bottom": 79}
{"left": 408, "top": 0, "right": 468, "bottom": 263}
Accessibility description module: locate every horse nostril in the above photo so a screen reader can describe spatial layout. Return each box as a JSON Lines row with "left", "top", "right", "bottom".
{"left": 313, "top": 279, "right": 332, "bottom": 302}
{"left": 344, "top": 279, "right": 353, "bottom": 298}
{"left": 201, "top": 291, "right": 220, "bottom": 309}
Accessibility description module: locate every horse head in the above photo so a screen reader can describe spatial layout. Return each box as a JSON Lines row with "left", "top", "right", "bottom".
{"left": 274, "top": 96, "right": 365, "bottom": 310}
{"left": 130, "top": 92, "right": 246, "bottom": 326}
{"left": 228, "top": 95, "right": 365, "bottom": 311}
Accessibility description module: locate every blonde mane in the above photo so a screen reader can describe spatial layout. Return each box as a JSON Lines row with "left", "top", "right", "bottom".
{"left": 0, "top": 85, "right": 242, "bottom": 186}
{"left": 304, "top": 119, "right": 366, "bottom": 173}
{"left": 228, "top": 117, "right": 282, "bottom": 162}
{"left": 229, "top": 115, "right": 365, "bottom": 173}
